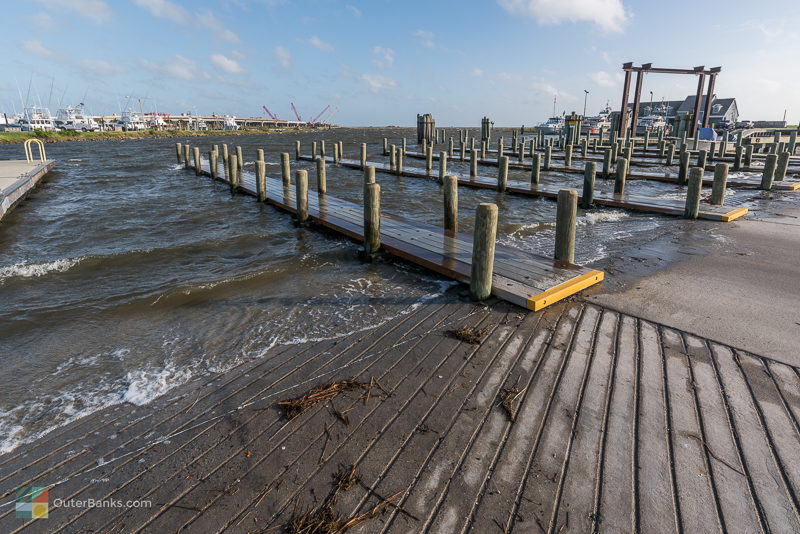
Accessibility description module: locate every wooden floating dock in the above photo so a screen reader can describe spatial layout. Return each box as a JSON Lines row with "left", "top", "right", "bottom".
{"left": 301, "top": 154, "right": 748, "bottom": 222}
{"left": 0, "top": 159, "right": 57, "bottom": 222}
{"left": 403, "top": 149, "right": 800, "bottom": 191}
{"left": 190, "top": 155, "right": 603, "bottom": 311}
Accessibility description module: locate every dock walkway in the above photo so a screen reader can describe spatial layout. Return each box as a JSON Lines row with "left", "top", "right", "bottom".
{"left": 2, "top": 299, "right": 798, "bottom": 533}
{"left": 0, "top": 160, "right": 57, "bottom": 221}
{"left": 195, "top": 157, "right": 602, "bottom": 311}
{"left": 304, "top": 155, "right": 748, "bottom": 222}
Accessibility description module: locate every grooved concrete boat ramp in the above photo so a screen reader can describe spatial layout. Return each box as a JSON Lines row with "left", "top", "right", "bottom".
{"left": 0, "top": 160, "right": 57, "bottom": 221}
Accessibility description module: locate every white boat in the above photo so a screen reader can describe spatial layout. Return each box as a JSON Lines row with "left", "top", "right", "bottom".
{"left": 117, "top": 109, "right": 148, "bottom": 131}
{"left": 536, "top": 116, "right": 564, "bottom": 135}
{"left": 585, "top": 104, "right": 612, "bottom": 132}
{"left": 55, "top": 103, "right": 98, "bottom": 132}
{"left": 146, "top": 113, "right": 168, "bottom": 130}
{"left": 637, "top": 114, "right": 667, "bottom": 132}
{"left": 18, "top": 106, "right": 56, "bottom": 131}
{"left": 186, "top": 114, "right": 208, "bottom": 131}
{"left": 223, "top": 115, "right": 239, "bottom": 131}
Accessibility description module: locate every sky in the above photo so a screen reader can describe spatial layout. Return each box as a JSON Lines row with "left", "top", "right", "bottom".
{"left": 2, "top": 0, "right": 799, "bottom": 126}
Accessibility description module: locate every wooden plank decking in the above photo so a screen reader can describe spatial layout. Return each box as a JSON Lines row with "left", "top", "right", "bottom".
{"left": 0, "top": 160, "right": 57, "bottom": 221}
{"left": 191, "top": 157, "right": 603, "bottom": 311}
{"left": 304, "top": 155, "right": 748, "bottom": 222}
{"left": 2, "top": 299, "right": 799, "bottom": 533}
{"left": 402, "top": 148, "right": 800, "bottom": 191}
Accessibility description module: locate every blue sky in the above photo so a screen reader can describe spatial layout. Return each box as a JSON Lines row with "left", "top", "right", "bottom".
{"left": 2, "top": 0, "right": 799, "bottom": 126}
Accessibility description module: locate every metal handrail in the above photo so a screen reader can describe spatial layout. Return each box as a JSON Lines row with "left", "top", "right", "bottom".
{"left": 24, "top": 139, "right": 47, "bottom": 163}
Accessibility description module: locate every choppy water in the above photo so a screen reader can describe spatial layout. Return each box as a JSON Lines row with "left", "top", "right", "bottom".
{"left": 0, "top": 127, "right": 782, "bottom": 454}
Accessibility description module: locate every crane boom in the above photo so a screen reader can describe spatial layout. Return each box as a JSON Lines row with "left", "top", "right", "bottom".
{"left": 262, "top": 105, "right": 278, "bottom": 120}
{"left": 309, "top": 105, "right": 330, "bottom": 124}
{"left": 321, "top": 106, "right": 339, "bottom": 124}
{"left": 290, "top": 102, "right": 302, "bottom": 122}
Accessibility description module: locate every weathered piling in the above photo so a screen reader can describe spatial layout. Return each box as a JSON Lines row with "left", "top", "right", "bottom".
{"left": 333, "top": 142, "right": 340, "bottom": 163}
{"left": 470, "top": 149, "right": 478, "bottom": 178}
{"left": 761, "top": 154, "right": 777, "bottom": 190}
{"left": 789, "top": 131, "right": 798, "bottom": 154}
{"left": 685, "top": 167, "right": 703, "bottom": 219}
{"left": 459, "top": 140, "right": 465, "bottom": 161}
{"left": 295, "top": 140, "right": 301, "bottom": 160}
{"left": 602, "top": 149, "right": 611, "bottom": 179}
{"left": 175, "top": 142, "right": 182, "bottom": 163}
{"left": 776, "top": 151, "right": 790, "bottom": 181}
{"left": 183, "top": 144, "right": 191, "bottom": 169}
{"left": 396, "top": 148, "right": 404, "bottom": 175}
{"left": 443, "top": 175, "right": 458, "bottom": 233}
{"left": 544, "top": 145, "right": 552, "bottom": 170}
{"left": 363, "top": 182, "right": 381, "bottom": 258}
{"left": 481, "top": 141, "right": 487, "bottom": 160}
{"left": 555, "top": 190, "right": 577, "bottom": 264}
{"left": 678, "top": 151, "right": 690, "bottom": 185}
{"left": 449, "top": 137, "right": 454, "bottom": 156}
{"left": 565, "top": 144, "right": 573, "bottom": 167}
{"left": 531, "top": 153, "right": 542, "bottom": 184}
{"left": 192, "top": 147, "right": 201, "bottom": 175}
{"left": 497, "top": 137, "right": 504, "bottom": 161}
{"left": 295, "top": 170, "right": 308, "bottom": 224}
{"left": 744, "top": 144, "right": 754, "bottom": 167}
{"left": 710, "top": 163, "right": 728, "bottom": 205}
{"left": 497, "top": 155, "right": 509, "bottom": 192}
{"left": 697, "top": 149, "right": 708, "bottom": 170}
{"left": 469, "top": 203, "right": 498, "bottom": 301}
{"left": 665, "top": 143, "right": 675, "bottom": 166}
{"left": 383, "top": 138, "right": 388, "bottom": 156}
{"left": 581, "top": 162, "right": 596, "bottom": 209}
{"left": 338, "top": 141, "right": 344, "bottom": 160}
{"left": 222, "top": 144, "right": 229, "bottom": 173}
{"left": 316, "top": 156, "right": 327, "bottom": 194}
{"left": 236, "top": 146, "right": 243, "bottom": 171}
{"left": 229, "top": 154, "right": 239, "bottom": 193}
{"left": 281, "top": 152, "right": 291, "bottom": 186}
{"left": 209, "top": 150, "right": 218, "bottom": 180}
{"left": 256, "top": 159, "right": 267, "bottom": 201}
{"left": 426, "top": 145, "right": 433, "bottom": 174}
{"left": 614, "top": 158, "right": 628, "bottom": 194}
{"left": 312, "top": 142, "right": 318, "bottom": 159}
{"left": 518, "top": 141, "right": 525, "bottom": 163}
{"left": 320, "top": 140, "right": 326, "bottom": 157}
{"left": 390, "top": 144, "right": 396, "bottom": 170}
{"left": 733, "top": 145, "right": 743, "bottom": 171}
{"left": 439, "top": 151, "right": 448, "bottom": 183}
{"left": 401, "top": 138, "right": 406, "bottom": 153}
{"left": 360, "top": 143, "right": 367, "bottom": 169}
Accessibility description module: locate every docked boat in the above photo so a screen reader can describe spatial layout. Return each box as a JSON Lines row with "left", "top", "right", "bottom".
{"left": 187, "top": 114, "right": 208, "bottom": 131}
{"left": 637, "top": 114, "right": 667, "bottom": 132}
{"left": 54, "top": 103, "right": 98, "bottom": 131}
{"left": 117, "top": 109, "right": 148, "bottom": 131}
{"left": 18, "top": 106, "right": 56, "bottom": 131}
{"left": 585, "top": 104, "right": 612, "bottom": 132}
{"left": 223, "top": 115, "right": 239, "bottom": 131}
{"left": 145, "top": 113, "right": 168, "bottom": 130}
{"left": 536, "top": 116, "right": 564, "bottom": 135}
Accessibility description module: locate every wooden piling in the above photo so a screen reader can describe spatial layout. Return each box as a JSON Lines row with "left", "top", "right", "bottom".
{"left": 363, "top": 182, "right": 381, "bottom": 258}
{"left": 312, "top": 141, "right": 318, "bottom": 159}
{"left": 443, "top": 175, "right": 458, "bottom": 233}
{"left": 236, "top": 146, "right": 243, "bottom": 171}
{"left": 481, "top": 140, "right": 487, "bottom": 160}
{"left": 469, "top": 203, "right": 498, "bottom": 301}
{"left": 426, "top": 144, "right": 433, "bottom": 174}
{"left": 565, "top": 145, "right": 573, "bottom": 167}
{"left": 761, "top": 154, "right": 777, "bottom": 190}
{"left": 390, "top": 145, "right": 396, "bottom": 170}
{"left": 449, "top": 137, "right": 454, "bottom": 156}
{"left": 697, "top": 149, "right": 707, "bottom": 170}
{"left": 222, "top": 144, "right": 229, "bottom": 173}
{"left": 316, "top": 156, "right": 327, "bottom": 194}
{"left": 776, "top": 151, "right": 790, "bottom": 181}
{"left": 497, "top": 155, "right": 509, "bottom": 192}
{"left": 666, "top": 143, "right": 675, "bottom": 166}
{"left": 281, "top": 152, "right": 291, "bottom": 186}
{"left": 209, "top": 150, "right": 218, "bottom": 180}
{"left": 733, "top": 145, "right": 743, "bottom": 171}
{"left": 183, "top": 144, "right": 191, "bottom": 168}
{"left": 518, "top": 141, "right": 525, "bottom": 163}
{"left": 531, "top": 153, "right": 542, "bottom": 184}
{"left": 678, "top": 150, "right": 690, "bottom": 185}
{"left": 602, "top": 149, "right": 611, "bottom": 179}
{"left": 333, "top": 142, "right": 340, "bottom": 163}
{"left": 229, "top": 154, "right": 239, "bottom": 193}
{"left": 710, "top": 163, "right": 728, "bottom": 205}
{"left": 396, "top": 148, "right": 404, "bottom": 175}
{"left": 256, "top": 160, "right": 267, "bottom": 201}
{"left": 320, "top": 140, "right": 326, "bottom": 157}
{"left": 439, "top": 151, "right": 447, "bottom": 183}
{"left": 295, "top": 170, "right": 308, "bottom": 224}
{"left": 581, "top": 162, "right": 596, "bottom": 209}
{"left": 470, "top": 149, "right": 478, "bottom": 178}
{"left": 555, "top": 190, "right": 577, "bottom": 264}
{"left": 295, "top": 140, "right": 301, "bottom": 160}
{"left": 383, "top": 138, "right": 388, "bottom": 155}
{"left": 497, "top": 137, "right": 504, "bottom": 161}
{"left": 614, "top": 158, "right": 628, "bottom": 194}
{"left": 544, "top": 145, "right": 552, "bottom": 170}
{"left": 744, "top": 145, "right": 754, "bottom": 167}
{"left": 175, "top": 142, "right": 182, "bottom": 163}
{"left": 193, "top": 146, "right": 201, "bottom": 175}
{"left": 685, "top": 167, "right": 703, "bottom": 219}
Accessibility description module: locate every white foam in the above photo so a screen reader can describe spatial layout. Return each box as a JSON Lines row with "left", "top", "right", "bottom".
{"left": 0, "top": 258, "right": 82, "bottom": 281}
{"left": 122, "top": 360, "right": 194, "bottom": 406}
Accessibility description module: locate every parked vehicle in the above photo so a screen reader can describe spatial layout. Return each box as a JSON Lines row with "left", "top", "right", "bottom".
{"left": 18, "top": 106, "right": 56, "bottom": 131}
{"left": 54, "top": 103, "right": 99, "bottom": 131}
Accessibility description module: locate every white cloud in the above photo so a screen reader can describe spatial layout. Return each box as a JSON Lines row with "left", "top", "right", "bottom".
{"left": 413, "top": 29, "right": 435, "bottom": 47}
{"left": 532, "top": 81, "right": 561, "bottom": 97}
{"left": 210, "top": 53, "right": 246, "bottom": 74}
{"left": 601, "top": 51, "right": 612, "bottom": 64}
{"left": 589, "top": 70, "right": 623, "bottom": 87}
{"left": 133, "top": 0, "right": 187, "bottom": 24}
{"left": 35, "top": 0, "right": 113, "bottom": 23}
{"left": 21, "top": 40, "right": 56, "bottom": 59}
{"left": 471, "top": 68, "right": 484, "bottom": 77}
{"left": 497, "top": 0, "right": 629, "bottom": 33}
{"left": 29, "top": 12, "right": 55, "bottom": 27}
{"left": 308, "top": 36, "right": 335, "bottom": 52}
{"left": 196, "top": 9, "right": 240, "bottom": 43}
{"left": 274, "top": 46, "right": 292, "bottom": 68}
{"left": 346, "top": 4, "right": 361, "bottom": 17}
{"left": 141, "top": 55, "right": 197, "bottom": 80}
{"left": 372, "top": 46, "right": 394, "bottom": 68}
{"left": 359, "top": 74, "right": 397, "bottom": 93}
{"left": 80, "top": 58, "right": 123, "bottom": 76}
